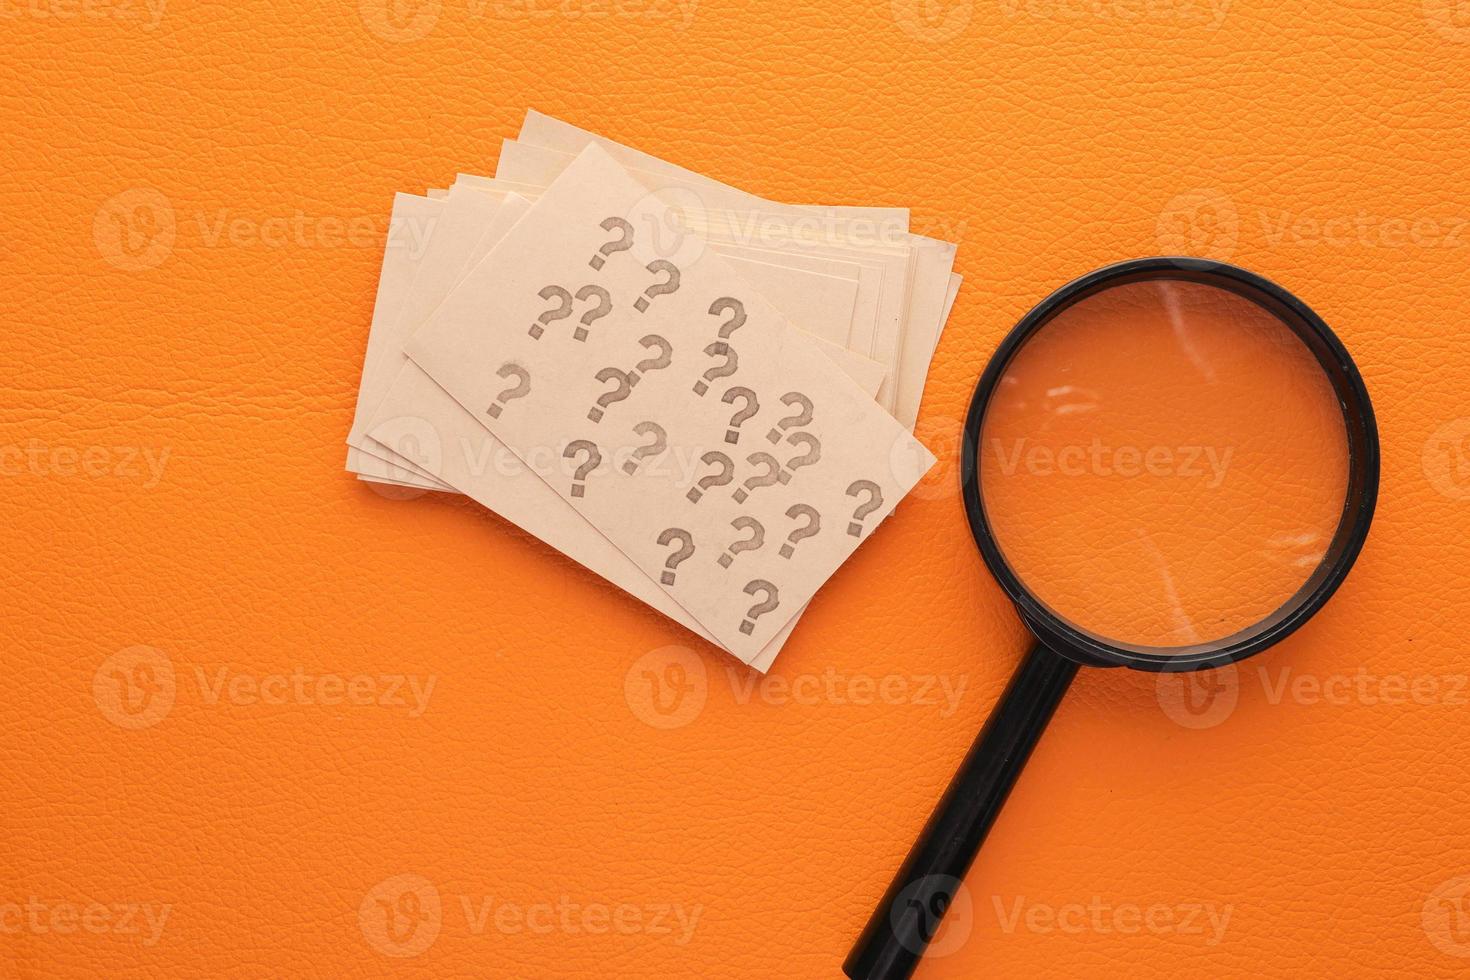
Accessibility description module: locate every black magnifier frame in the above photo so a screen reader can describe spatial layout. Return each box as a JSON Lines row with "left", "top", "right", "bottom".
{"left": 845, "top": 257, "right": 1380, "bottom": 980}
{"left": 967, "top": 256, "right": 1379, "bottom": 670}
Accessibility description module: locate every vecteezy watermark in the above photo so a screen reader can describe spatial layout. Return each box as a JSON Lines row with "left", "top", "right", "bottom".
{"left": 93, "top": 188, "right": 176, "bottom": 272}
{"left": 1158, "top": 187, "right": 1470, "bottom": 261}
{"left": 0, "top": 0, "right": 167, "bottom": 30}
{"left": 1157, "top": 663, "right": 1470, "bottom": 729}
{"left": 93, "top": 189, "right": 438, "bottom": 272}
{"left": 615, "top": 186, "right": 949, "bottom": 259}
{"left": 988, "top": 437, "right": 1234, "bottom": 489}
{"left": 0, "top": 441, "right": 171, "bottom": 488}
{"left": 624, "top": 646, "right": 709, "bottom": 730}
{"left": 1423, "top": 417, "right": 1470, "bottom": 500}
{"left": 358, "top": 0, "right": 697, "bottom": 42}
{"left": 1424, "top": 0, "right": 1470, "bottom": 42}
{"left": 623, "top": 645, "right": 969, "bottom": 729}
{"left": 0, "top": 898, "right": 171, "bottom": 947}
{"left": 1424, "top": 874, "right": 1470, "bottom": 958}
{"left": 93, "top": 647, "right": 437, "bottom": 729}
{"left": 358, "top": 874, "right": 702, "bottom": 958}
{"left": 990, "top": 895, "right": 1232, "bottom": 945}
{"left": 1156, "top": 188, "right": 1240, "bottom": 261}
{"left": 1000, "top": 0, "right": 1230, "bottom": 27}
{"left": 892, "top": 876, "right": 974, "bottom": 958}
{"left": 93, "top": 646, "right": 178, "bottom": 730}
{"left": 890, "top": 0, "right": 973, "bottom": 42}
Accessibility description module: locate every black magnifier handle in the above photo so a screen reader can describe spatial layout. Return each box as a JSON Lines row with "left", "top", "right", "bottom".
{"left": 844, "top": 643, "right": 1079, "bottom": 980}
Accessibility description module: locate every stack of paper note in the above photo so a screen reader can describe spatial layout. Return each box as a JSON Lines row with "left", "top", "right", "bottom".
{"left": 346, "top": 111, "right": 958, "bottom": 672}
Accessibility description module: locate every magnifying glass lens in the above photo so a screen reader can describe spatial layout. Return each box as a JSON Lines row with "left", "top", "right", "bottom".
{"left": 978, "top": 278, "right": 1350, "bottom": 651}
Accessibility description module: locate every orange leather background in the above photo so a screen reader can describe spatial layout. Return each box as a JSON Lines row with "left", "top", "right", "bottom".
{"left": 3, "top": 1, "right": 1468, "bottom": 976}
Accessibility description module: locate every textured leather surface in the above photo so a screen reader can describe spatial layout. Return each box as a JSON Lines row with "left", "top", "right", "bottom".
{"left": 2, "top": 1, "right": 1468, "bottom": 977}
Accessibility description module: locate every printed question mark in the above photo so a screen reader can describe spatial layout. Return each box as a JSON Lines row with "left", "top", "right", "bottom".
{"left": 845, "top": 479, "right": 884, "bottom": 537}
{"left": 686, "top": 451, "right": 733, "bottom": 503}
{"left": 622, "top": 421, "right": 668, "bottom": 475}
{"left": 778, "top": 431, "right": 822, "bottom": 484}
{"left": 573, "top": 284, "right": 612, "bottom": 342}
{"left": 733, "top": 452, "right": 782, "bottom": 504}
{"left": 628, "top": 335, "right": 673, "bottom": 387}
{"left": 708, "top": 297, "right": 746, "bottom": 340}
{"left": 487, "top": 363, "right": 530, "bottom": 419}
{"left": 779, "top": 505, "right": 821, "bottom": 559}
{"left": 692, "top": 342, "right": 738, "bottom": 396}
{"left": 529, "top": 285, "right": 573, "bottom": 339}
{"left": 720, "top": 387, "right": 760, "bottom": 445}
{"left": 589, "top": 216, "right": 634, "bottom": 271}
{"left": 765, "top": 392, "right": 814, "bottom": 444}
{"left": 587, "top": 367, "right": 634, "bottom": 423}
{"left": 717, "top": 517, "right": 766, "bottom": 569}
{"left": 739, "top": 580, "right": 780, "bottom": 636}
{"left": 633, "top": 260, "right": 681, "bottom": 312}
{"left": 657, "top": 528, "right": 695, "bottom": 586}
{"left": 563, "top": 440, "right": 602, "bottom": 498}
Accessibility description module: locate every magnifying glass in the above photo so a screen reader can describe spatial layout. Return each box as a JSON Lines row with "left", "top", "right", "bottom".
{"left": 845, "top": 257, "right": 1379, "bottom": 980}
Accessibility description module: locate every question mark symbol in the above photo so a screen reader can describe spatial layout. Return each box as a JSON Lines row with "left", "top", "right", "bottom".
{"left": 708, "top": 297, "right": 746, "bottom": 340}
{"left": 657, "top": 528, "right": 695, "bottom": 586}
{"left": 529, "top": 285, "right": 573, "bottom": 340}
{"left": 845, "top": 479, "right": 884, "bottom": 537}
{"left": 634, "top": 260, "right": 681, "bottom": 313}
{"left": 487, "top": 363, "right": 531, "bottom": 419}
{"left": 622, "top": 421, "right": 668, "bottom": 475}
{"left": 739, "top": 580, "right": 780, "bottom": 636}
{"left": 778, "top": 431, "right": 822, "bottom": 484}
{"left": 563, "top": 440, "right": 602, "bottom": 498}
{"left": 628, "top": 335, "right": 673, "bottom": 387}
{"left": 732, "top": 452, "right": 782, "bottom": 504}
{"left": 590, "top": 216, "right": 634, "bottom": 271}
{"left": 765, "top": 392, "right": 814, "bottom": 444}
{"left": 686, "top": 451, "right": 733, "bottom": 503}
{"left": 717, "top": 517, "right": 766, "bottom": 569}
{"left": 720, "top": 387, "right": 760, "bottom": 445}
{"left": 692, "top": 342, "right": 738, "bottom": 397}
{"left": 587, "top": 367, "right": 634, "bottom": 423}
{"left": 573, "top": 284, "right": 612, "bottom": 342}
{"left": 779, "top": 505, "right": 821, "bottom": 559}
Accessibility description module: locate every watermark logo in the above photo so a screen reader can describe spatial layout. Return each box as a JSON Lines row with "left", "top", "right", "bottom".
{"left": 1424, "top": 874, "right": 1470, "bottom": 957}
{"left": 989, "top": 437, "right": 1233, "bottom": 488}
{"left": 360, "top": 0, "right": 440, "bottom": 40}
{"left": 93, "top": 646, "right": 176, "bottom": 730}
{"left": 1424, "top": 0, "right": 1470, "bottom": 42}
{"left": 0, "top": 898, "right": 171, "bottom": 947}
{"left": 0, "top": 0, "right": 168, "bottom": 30}
{"left": 361, "top": 0, "right": 697, "bottom": 39}
{"left": 93, "top": 188, "right": 175, "bottom": 272}
{"left": 625, "top": 648, "right": 970, "bottom": 729}
{"left": 360, "top": 874, "right": 443, "bottom": 958}
{"left": 94, "top": 649, "right": 437, "bottom": 727}
{"left": 1, "top": 441, "right": 171, "bottom": 487}
{"left": 891, "top": 0, "right": 972, "bottom": 41}
{"left": 999, "top": 0, "right": 1230, "bottom": 27}
{"left": 360, "top": 875, "right": 701, "bottom": 951}
{"left": 893, "top": 876, "right": 973, "bottom": 957}
{"left": 1424, "top": 418, "right": 1470, "bottom": 500}
{"left": 992, "top": 895, "right": 1232, "bottom": 944}
{"left": 1155, "top": 664, "right": 1239, "bottom": 729}
{"left": 364, "top": 416, "right": 446, "bottom": 501}
{"left": 1156, "top": 188, "right": 1238, "bottom": 261}
{"left": 626, "top": 186, "right": 710, "bottom": 269}
{"left": 624, "top": 645, "right": 708, "bottom": 730}
{"left": 484, "top": 0, "right": 699, "bottom": 29}
{"left": 96, "top": 188, "right": 432, "bottom": 269}
{"left": 1158, "top": 664, "right": 1470, "bottom": 729}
